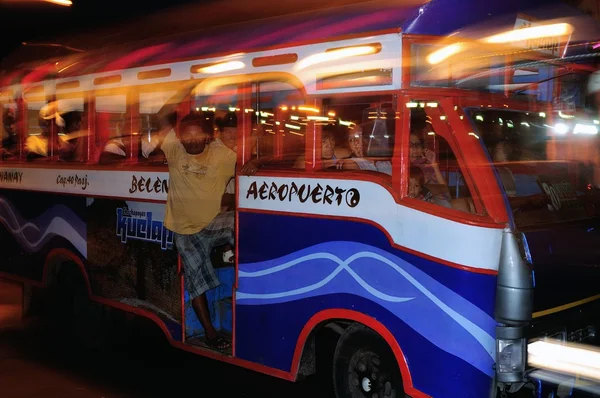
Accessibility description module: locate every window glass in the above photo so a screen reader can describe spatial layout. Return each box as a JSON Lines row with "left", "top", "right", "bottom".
{"left": 191, "top": 83, "right": 239, "bottom": 210}
{"left": 408, "top": 102, "right": 480, "bottom": 214}
{"left": 55, "top": 96, "right": 86, "bottom": 162}
{"left": 96, "top": 95, "right": 127, "bottom": 164}
{"left": 468, "top": 109, "right": 600, "bottom": 226}
{"left": 24, "top": 99, "right": 50, "bottom": 160}
{"left": 249, "top": 80, "right": 306, "bottom": 169}
{"left": 138, "top": 90, "right": 177, "bottom": 165}
{"left": 318, "top": 95, "right": 395, "bottom": 174}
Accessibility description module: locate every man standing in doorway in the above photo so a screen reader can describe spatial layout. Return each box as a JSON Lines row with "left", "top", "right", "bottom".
{"left": 152, "top": 110, "right": 258, "bottom": 350}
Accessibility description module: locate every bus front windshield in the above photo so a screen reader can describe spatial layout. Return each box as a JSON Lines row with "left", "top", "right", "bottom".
{"left": 466, "top": 109, "right": 600, "bottom": 228}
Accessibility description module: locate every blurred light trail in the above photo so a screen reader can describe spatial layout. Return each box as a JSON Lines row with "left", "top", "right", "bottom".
{"left": 528, "top": 339, "right": 600, "bottom": 382}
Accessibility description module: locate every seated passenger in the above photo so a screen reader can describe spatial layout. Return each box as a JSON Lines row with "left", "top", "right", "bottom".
{"left": 56, "top": 111, "right": 84, "bottom": 162}
{"left": 1, "top": 109, "right": 17, "bottom": 160}
{"left": 99, "top": 119, "right": 128, "bottom": 164}
{"left": 294, "top": 126, "right": 345, "bottom": 169}
{"left": 409, "top": 132, "right": 446, "bottom": 185}
{"left": 409, "top": 166, "right": 451, "bottom": 208}
{"left": 341, "top": 125, "right": 391, "bottom": 174}
{"left": 25, "top": 117, "right": 51, "bottom": 160}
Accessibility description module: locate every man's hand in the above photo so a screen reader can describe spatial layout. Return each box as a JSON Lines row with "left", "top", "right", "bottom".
{"left": 423, "top": 148, "right": 437, "bottom": 165}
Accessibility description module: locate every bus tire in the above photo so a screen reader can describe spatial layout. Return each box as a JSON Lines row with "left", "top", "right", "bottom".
{"left": 333, "top": 323, "right": 404, "bottom": 398}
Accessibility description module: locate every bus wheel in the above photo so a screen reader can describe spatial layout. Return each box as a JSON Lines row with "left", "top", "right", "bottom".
{"left": 333, "top": 324, "right": 403, "bottom": 398}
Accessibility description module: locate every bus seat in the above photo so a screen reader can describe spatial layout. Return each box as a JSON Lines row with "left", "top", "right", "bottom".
{"left": 450, "top": 197, "right": 475, "bottom": 213}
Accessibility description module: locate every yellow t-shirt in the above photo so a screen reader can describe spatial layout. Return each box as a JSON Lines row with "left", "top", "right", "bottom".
{"left": 162, "top": 129, "right": 236, "bottom": 235}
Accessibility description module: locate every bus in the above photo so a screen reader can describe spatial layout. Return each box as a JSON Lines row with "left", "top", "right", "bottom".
{"left": 1, "top": 0, "right": 600, "bottom": 396}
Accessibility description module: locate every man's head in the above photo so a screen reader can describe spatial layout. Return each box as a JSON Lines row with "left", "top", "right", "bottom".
{"left": 179, "top": 113, "right": 211, "bottom": 155}
{"left": 322, "top": 127, "right": 336, "bottom": 160}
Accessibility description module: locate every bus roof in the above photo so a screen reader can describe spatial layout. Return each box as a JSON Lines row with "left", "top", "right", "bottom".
{"left": 0, "top": 0, "right": 595, "bottom": 86}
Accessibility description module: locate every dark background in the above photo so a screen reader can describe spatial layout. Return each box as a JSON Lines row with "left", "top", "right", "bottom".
{"left": 0, "top": 0, "right": 201, "bottom": 60}
{"left": 0, "top": 0, "right": 591, "bottom": 62}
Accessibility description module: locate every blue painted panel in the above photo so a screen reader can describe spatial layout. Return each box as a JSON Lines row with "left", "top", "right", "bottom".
{"left": 236, "top": 212, "right": 497, "bottom": 397}
{"left": 184, "top": 266, "right": 234, "bottom": 338}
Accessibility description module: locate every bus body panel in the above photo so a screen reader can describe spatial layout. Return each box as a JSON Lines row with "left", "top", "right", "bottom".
{"left": 0, "top": 189, "right": 86, "bottom": 282}
{"left": 87, "top": 197, "right": 183, "bottom": 340}
{"left": 235, "top": 175, "right": 504, "bottom": 397}
{"left": 0, "top": 186, "right": 184, "bottom": 341}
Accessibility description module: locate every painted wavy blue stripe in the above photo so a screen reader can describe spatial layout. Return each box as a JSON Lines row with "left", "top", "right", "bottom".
{"left": 238, "top": 241, "right": 497, "bottom": 376}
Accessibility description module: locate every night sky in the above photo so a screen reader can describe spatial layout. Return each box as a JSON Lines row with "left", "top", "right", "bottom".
{"left": 0, "top": 0, "right": 200, "bottom": 60}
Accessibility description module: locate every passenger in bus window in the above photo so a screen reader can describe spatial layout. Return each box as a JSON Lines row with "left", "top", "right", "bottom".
{"left": 1, "top": 109, "right": 17, "bottom": 160}
{"left": 25, "top": 113, "right": 51, "bottom": 160}
{"left": 99, "top": 118, "right": 128, "bottom": 164}
{"left": 409, "top": 166, "right": 451, "bottom": 208}
{"left": 57, "top": 111, "right": 84, "bottom": 162}
{"left": 409, "top": 131, "right": 446, "bottom": 186}
{"left": 341, "top": 124, "right": 392, "bottom": 174}
{"left": 293, "top": 125, "right": 346, "bottom": 169}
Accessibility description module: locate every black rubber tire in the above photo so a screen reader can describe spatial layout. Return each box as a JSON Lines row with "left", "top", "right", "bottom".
{"left": 333, "top": 324, "right": 404, "bottom": 398}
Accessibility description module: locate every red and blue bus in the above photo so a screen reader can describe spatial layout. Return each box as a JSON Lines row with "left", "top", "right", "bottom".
{"left": 1, "top": 0, "right": 600, "bottom": 396}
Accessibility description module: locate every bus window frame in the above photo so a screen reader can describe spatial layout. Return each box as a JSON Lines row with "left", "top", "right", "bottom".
{"left": 456, "top": 94, "right": 554, "bottom": 223}
{"left": 401, "top": 93, "right": 490, "bottom": 218}
{"left": 394, "top": 88, "right": 508, "bottom": 224}
{"left": 308, "top": 90, "right": 401, "bottom": 175}
{"left": 136, "top": 81, "right": 189, "bottom": 164}
{"left": 193, "top": 73, "right": 308, "bottom": 174}
{"left": 93, "top": 86, "right": 130, "bottom": 165}
{"left": 23, "top": 91, "right": 52, "bottom": 162}
{"left": 0, "top": 96, "right": 21, "bottom": 161}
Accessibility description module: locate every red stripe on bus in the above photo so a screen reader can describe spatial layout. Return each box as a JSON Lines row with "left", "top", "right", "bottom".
{"left": 290, "top": 309, "right": 431, "bottom": 398}
{"left": 4, "top": 249, "right": 431, "bottom": 392}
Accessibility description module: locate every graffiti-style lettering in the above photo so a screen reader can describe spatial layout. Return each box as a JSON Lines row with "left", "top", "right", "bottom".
{"left": 116, "top": 208, "right": 173, "bottom": 250}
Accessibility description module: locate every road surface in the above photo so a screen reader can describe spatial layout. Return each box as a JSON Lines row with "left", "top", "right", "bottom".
{"left": 0, "top": 279, "right": 331, "bottom": 398}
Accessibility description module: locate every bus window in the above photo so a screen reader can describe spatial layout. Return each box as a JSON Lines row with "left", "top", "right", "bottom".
{"left": 318, "top": 95, "right": 396, "bottom": 174}
{"left": 192, "top": 83, "right": 238, "bottom": 142}
{"left": 408, "top": 104, "right": 479, "bottom": 214}
{"left": 138, "top": 89, "right": 177, "bottom": 165}
{"left": 24, "top": 99, "right": 50, "bottom": 161}
{"left": 96, "top": 94, "right": 127, "bottom": 165}
{"left": 55, "top": 97, "right": 86, "bottom": 162}
{"left": 250, "top": 80, "right": 305, "bottom": 169}
{"left": 1, "top": 101, "right": 18, "bottom": 161}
